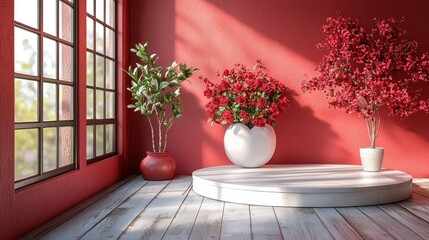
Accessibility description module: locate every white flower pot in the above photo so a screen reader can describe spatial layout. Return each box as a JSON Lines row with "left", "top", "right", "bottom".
{"left": 224, "top": 123, "right": 276, "bottom": 168}
{"left": 359, "top": 147, "right": 384, "bottom": 172}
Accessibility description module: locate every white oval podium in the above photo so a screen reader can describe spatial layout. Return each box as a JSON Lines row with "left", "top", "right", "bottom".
{"left": 192, "top": 164, "right": 412, "bottom": 207}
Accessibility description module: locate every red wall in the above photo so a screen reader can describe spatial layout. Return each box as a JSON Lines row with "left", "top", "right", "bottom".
{"left": 129, "top": 0, "right": 429, "bottom": 177}
{"left": 0, "top": 0, "right": 130, "bottom": 239}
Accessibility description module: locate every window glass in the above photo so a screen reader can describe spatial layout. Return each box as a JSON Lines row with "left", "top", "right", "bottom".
{"left": 14, "top": 0, "right": 39, "bottom": 29}
{"left": 14, "top": 0, "right": 76, "bottom": 186}
{"left": 87, "top": 126, "right": 94, "bottom": 159}
{"left": 59, "top": 127, "right": 73, "bottom": 167}
{"left": 87, "top": 0, "right": 116, "bottom": 162}
{"left": 59, "top": 43, "right": 73, "bottom": 82}
{"left": 43, "top": 37, "right": 57, "bottom": 79}
{"left": 59, "top": 1, "right": 73, "bottom": 42}
{"left": 15, "top": 129, "right": 39, "bottom": 180}
{"left": 43, "top": 82, "right": 57, "bottom": 121}
{"left": 43, "top": 127, "right": 58, "bottom": 172}
{"left": 43, "top": 0, "right": 57, "bottom": 36}
{"left": 15, "top": 78, "right": 38, "bottom": 122}
{"left": 95, "top": 125, "right": 104, "bottom": 156}
{"left": 87, "top": 89, "right": 94, "bottom": 119}
{"left": 14, "top": 27, "right": 39, "bottom": 76}
{"left": 87, "top": 0, "right": 94, "bottom": 16}
{"left": 59, "top": 84, "right": 74, "bottom": 121}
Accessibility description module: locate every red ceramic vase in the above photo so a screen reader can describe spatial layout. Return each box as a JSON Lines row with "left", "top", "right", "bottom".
{"left": 140, "top": 152, "right": 176, "bottom": 180}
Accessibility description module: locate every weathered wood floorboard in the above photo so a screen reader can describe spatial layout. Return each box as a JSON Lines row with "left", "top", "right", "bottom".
{"left": 21, "top": 177, "right": 429, "bottom": 240}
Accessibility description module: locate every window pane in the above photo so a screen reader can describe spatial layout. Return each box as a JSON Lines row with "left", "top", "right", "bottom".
{"left": 59, "top": 126, "right": 73, "bottom": 167}
{"left": 43, "top": 37, "right": 57, "bottom": 79}
{"left": 87, "top": 125, "right": 94, "bottom": 159}
{"left": 96, "top": 125, "right": 104, "bottom": 156}
{"left": 106, "top": 0, "right": 115, "bottom": 28}
{"left": 43, "top": 82, "right": 57, "bottom": 121}
{"left": 106, "top": 28, "right": 115, "bottom": 58}
{"left": 14, "top": 27, "right": 39, "bottom": 76}
{"left": 86, "top": 17, "right": 94, "bottom": 50}
{"left": 96, "top": 0, "right": 105, "bottom": 21}
{"left": 95, "top": 22, "right": 104, "bottom": 53}
{"left": 105, "top": 58, "right": 115, "bottom": 89}
{"left": 15, "top": 129, "right": 39, "bottom": 180}
{"left": 96, "top": 55, "right": 104, "bottom": 87}
{"left": 96, "top": 90, "right": 104, "bottom": 119}
{"left": 15, "top": 78, "right": 38, "bottom": 122}
{"left": 43, "top": 127, "right": 57, "bottom": 172}
{"left": 43, "top": 0, "right": 57, "bottom": 36}
{"left": 87, "top": 88, "right": 94, "bottom": 119}
{"left": 87, "top": 0, "right": 94, "bottom": 15}
{"left": 106, "top": 91, "right": 114, "bottom": 119}
{"left": 59, "top": 1, "right": 73, "bottom": 42}
{"left": 106, "top": 124, "right": 114, "bottom": 153}
{"left": 87, "top": 51, "right": 94, "bottom": 86}
{"left": 59, "top": 85, "right": 73, "bottom": 120}
{"left": 59, "top": 43, "right": 73, "bottom": 82}
{"left": 14, "top": 0, "right": 39, "bottom": 29}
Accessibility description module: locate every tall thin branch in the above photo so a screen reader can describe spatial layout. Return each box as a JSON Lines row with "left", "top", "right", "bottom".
{"left": 146, "top": 115, "right": 156, "bottom": 152}
{"left": 158, "top": 112, "right": 163, "bottom": 152}
{"left": 163, "top": 118, "right": 174, "bottom": 152}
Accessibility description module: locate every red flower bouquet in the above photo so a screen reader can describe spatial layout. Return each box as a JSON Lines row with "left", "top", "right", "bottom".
{"left": 202, "top": 61, "right": 290, "bottom": 128}
{"left": 302, "top": 16, "right": 429, "bottom": 147}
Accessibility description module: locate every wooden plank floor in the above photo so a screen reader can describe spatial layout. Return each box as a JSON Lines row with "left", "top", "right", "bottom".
{"left": 22, "top": 177, "right": 429, "bottom": 240}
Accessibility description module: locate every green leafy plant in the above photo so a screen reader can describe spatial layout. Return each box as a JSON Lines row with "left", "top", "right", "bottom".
{"left": 126, "top": 42, "right": 198, "bottom": 152}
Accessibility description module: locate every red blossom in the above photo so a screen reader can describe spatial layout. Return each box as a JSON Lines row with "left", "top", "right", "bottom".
{"left": 246, "top": 78, "right": 261, "bottom": 89}
{"left": 201, "top": 62, "right": 291, "bottom": 128}
{"left": 251, "top": 117, "right": 267, "bottom": 127}
{"left": 232, "top": 83, "right": 245, "bottom": 93}
{"left": 256, "top": 97, "right": 268, "bottom": 108}
{"left": 203, "top": 88, "right": 213, "bottom": 98}
{"left": 302, "top": 16, "right": 429, "bottom": 119}
{"left": 212, "top": 96, "right": 221, "bottom": 107}
{"left": 218, "top": 80, "right": 229, "bottom": 91}
{"left": 235, "top": 95, "right": 247, "bottom": 107}
{"left": 222, "top": 110, "right": 235, "bottom": 123}
{"left": 302, "top": 15, "right": 429, "bottom": 147}
{"left": 268, "top": 103, "right": 280, "bottom": 115}
{"left": 239, "top": 110, "right": 251, "bottom": 121}
{"left": 219, "top": 96, "right": 230, "bottom": 106}
{"left": 261, "top": 82, "right": 276, "bottom": 95}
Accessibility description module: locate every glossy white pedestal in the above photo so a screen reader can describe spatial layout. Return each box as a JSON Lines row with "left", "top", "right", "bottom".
{"left": 192, "top": 164, "right": 412, "bottom": 207}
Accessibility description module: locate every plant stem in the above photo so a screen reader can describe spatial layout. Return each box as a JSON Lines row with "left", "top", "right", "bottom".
{"left": 163, "top": 120, "right": 173, "bottom": 152}
{"left": 146, "top": 115, "right": 156, "bottom": 152}
{"left": 158, "top": 113, "right": 163, "bottom": 152}
{"left": 365, "top": 108, "right": 381, "bottom": 148}
{"left": 371, "top": 115, "right": 376, "bottom": 148}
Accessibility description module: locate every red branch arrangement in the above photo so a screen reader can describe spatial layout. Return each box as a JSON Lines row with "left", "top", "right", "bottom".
{"left": 202, "top": 61, "right": 290, "bottom": 128}
{"left": 302, "top": 16, "right": 429, "bottom": 148}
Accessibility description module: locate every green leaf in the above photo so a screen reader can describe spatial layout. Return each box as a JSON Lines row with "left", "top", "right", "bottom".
{"left": 170, "top": 80, "right": 179, "bottom": 86}
{"left": 159, "top": 81, "right": 169, "bottom": 90}
{"left": 150, "top": 78, "right": 159, "bottom": 92}
{"left": 164, "top": 119, "right": 172, "bottom": 127}
{"left": 174, "top": 88, "right": 181, "bottom": 97}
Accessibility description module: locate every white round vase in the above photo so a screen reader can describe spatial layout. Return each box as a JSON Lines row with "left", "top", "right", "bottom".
{"left": 359, "top": 147, "right": 384, "bottom": 172}
{"left": 224, "top": 123, "right": 276, "bottom": 168}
